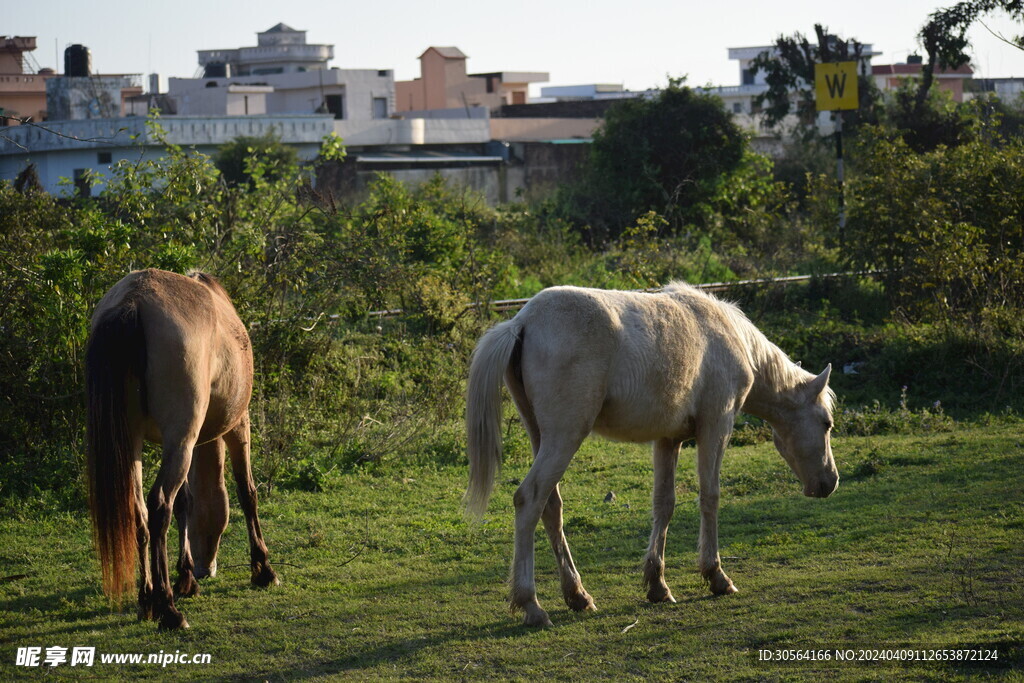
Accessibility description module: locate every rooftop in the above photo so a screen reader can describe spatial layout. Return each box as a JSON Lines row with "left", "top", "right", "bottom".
{"left": 421, "top": 47, "right": 468, "bottom": 60}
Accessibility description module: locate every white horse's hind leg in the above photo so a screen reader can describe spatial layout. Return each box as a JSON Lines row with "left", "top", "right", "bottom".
{"left": 510, "top": 437, "right": 582, "bottom": 627}
{"left": 696, "top": 415, "right": 739, "bottom": 595}
{"left": 643, "top": 437, "right": 681, "bottom": 603}
{"left": 541, "top": 484, "right": 596, "bottom": 612}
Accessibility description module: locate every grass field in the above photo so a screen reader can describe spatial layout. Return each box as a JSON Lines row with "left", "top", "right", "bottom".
{"left": 2, "top": 422, "right": 1022, "bottom": 680}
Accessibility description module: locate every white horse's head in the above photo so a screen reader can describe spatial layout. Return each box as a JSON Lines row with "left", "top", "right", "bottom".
{"left": 772, "top": 364, "right": 839, "bottom": 498}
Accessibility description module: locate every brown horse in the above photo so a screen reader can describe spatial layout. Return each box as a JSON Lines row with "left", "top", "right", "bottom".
{"left": 86, "top": 268, "right": 277, "bottom": 629}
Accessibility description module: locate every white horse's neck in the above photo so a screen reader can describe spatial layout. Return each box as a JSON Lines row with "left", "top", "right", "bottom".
{"left": 739, "top": 326, "right": 807, "bottom": 423}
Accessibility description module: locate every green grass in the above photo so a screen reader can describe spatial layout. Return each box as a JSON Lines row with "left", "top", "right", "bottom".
{"left": 2, "top": 424, "right": 1023, "bottom": 680}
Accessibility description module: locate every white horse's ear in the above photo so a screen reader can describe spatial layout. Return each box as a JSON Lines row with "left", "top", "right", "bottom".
{"left": 807, "top": 363, "right": 832, "bottom": 397}
{"left": 795, "top": 360, "right": 802, "bottom": 368}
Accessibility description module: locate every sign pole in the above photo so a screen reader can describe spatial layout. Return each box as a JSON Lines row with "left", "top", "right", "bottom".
{"left": 815, "top": 61, "right": 857, "bottom": 248}
{"left": 835, "top": 110, "right": 845, "bottom": 246}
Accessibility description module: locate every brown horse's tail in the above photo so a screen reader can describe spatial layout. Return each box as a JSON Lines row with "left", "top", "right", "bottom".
{"left": 465, "top": 319, "right": 522, "bottom": 519}
{"left": 86, "top": 299, "right": 146, "bottom": 602}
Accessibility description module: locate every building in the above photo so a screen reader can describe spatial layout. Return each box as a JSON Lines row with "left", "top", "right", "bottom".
{"left": 168, "top": 25, "right": 395, "bottom": 122}
{"left": 0, "top": 114, "right": 334, "bottom": 194}
{"left": 969, "top": 77, "right": 1024, "bottom": 101}
{"left": 872, "top": 57, "right": 973, "bottom": 102}
{"left": 197, "top": 23, "right": 333, "bottom": 77}
{"left": 394, "top": 47, "right": 547, "bottom": 112}
{"left": 0, "top": 36, "right": 56, "bottom": 125}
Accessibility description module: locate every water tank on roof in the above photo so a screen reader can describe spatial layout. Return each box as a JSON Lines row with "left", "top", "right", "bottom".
{"left": 64, "top": 44, "right": 91, "bottom": 77}
{"left": 204, "top": 62, "right": 228, "bottom": 78}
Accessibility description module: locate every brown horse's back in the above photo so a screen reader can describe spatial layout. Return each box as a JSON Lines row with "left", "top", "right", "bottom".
{"left": 93, "top": 269, "right": 253, "bottom": 444}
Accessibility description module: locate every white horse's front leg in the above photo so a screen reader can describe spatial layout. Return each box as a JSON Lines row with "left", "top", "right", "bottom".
{"left": 696, "top": 418, "right": 738, "bottom": 595}
{"left": 643, "top": 437, "right": 681, "bottom": 603}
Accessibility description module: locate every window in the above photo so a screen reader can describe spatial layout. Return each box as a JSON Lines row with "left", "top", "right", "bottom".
{"left": 325, "top": 94, "right": 344, "bottom": 119}
{"left": 372, "top": 97, "right": 388, "bottom": 119}
{"left": 378, "top": 70, "right": 390, "bottom": 77}
{"left": 732, "top": 102, "right": 742, "bottom": 114}
{"left": 98, "top": 151, "right": 112, "bottom": 164}
{"left": 742, "top": 68, "right": 755, "bottom": 86}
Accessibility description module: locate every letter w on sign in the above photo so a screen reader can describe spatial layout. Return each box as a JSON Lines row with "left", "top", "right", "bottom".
{"left": 815, "top": 62, "right": 859, "bottom": 111}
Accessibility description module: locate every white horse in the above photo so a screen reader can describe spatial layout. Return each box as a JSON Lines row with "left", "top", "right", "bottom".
{"left": 466, "top": 282, "right": 838, "bottom": 627}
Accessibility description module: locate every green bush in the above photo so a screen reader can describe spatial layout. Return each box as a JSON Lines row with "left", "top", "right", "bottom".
{"left": 813, "top": 123, "right": 1024, "bottom": 323}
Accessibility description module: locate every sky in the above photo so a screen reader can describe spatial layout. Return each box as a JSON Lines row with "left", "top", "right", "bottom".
{"left": 7, "top": 0, "right": 1024, "bottom": 95}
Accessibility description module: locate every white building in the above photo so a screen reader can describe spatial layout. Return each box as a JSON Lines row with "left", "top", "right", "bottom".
{"left": 197, "top": 23, "right": 333, "bottom": 77}
{"left": 168, "top": 24, "right": 395, "bottom": 121}
{"left": 0, "top": 114, "right": 334, "bottom": 194}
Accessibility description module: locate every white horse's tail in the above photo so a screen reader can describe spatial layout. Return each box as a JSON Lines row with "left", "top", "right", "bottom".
{"left": 465, "top": 319, "right": 522, "bottom": 519}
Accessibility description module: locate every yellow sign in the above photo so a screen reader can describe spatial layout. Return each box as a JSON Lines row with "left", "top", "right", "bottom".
{"left": 815, "top": 62, "right": 859, "bottom": 111}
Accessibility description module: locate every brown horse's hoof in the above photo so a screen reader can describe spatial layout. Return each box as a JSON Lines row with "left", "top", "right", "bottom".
{"left": 137, "top": 588, "right": 156, "bottom": 621}
{"left": 158, "top": 608, "right": 189, "bottom": 630}
{"left": 251, "top": 563, "right": 279, "bottom": 588}
{"left": 175, "top": 572, "right": 200, "bottom": 598}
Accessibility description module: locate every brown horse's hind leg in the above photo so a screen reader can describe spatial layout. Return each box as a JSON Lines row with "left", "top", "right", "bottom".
{"left": 172, "top": 480, "right": 200, "bottom": 598}
{"left": 643, "top": 438, "right": 681, "bottom": 603}
{"left": 224, "top": 415, "right": 278, "bottom": 588}
{"left": 186, "top": 439, "right": 229, "bottom": 582}
{"left": 132, "top": 458, "right": 155, "bottom": 620}
{"left": 147, "top": 439, "right": 195, "bottom": 630}
{"left": 541, "top": 484, "right": 595, "bottom": 613}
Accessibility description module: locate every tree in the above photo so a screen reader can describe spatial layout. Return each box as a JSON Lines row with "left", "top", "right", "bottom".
{"left": 214, "top": 130, "right": 299, "bottom": 188}
{"left": 558, "top": 79, "right": 746, "bottom": 240}
{"left": 751, "top": 24, "right": 880, "bottom": 140}
{"left": 917, "top": 1, "right": 1024, "bottom": 113}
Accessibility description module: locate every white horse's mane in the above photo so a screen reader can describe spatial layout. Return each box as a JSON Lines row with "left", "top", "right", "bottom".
{"left": 661, "top": 281, "right": 835, "bottom": 412}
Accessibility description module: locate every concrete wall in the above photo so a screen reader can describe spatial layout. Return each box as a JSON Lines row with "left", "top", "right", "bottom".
{"left": 318, "top": 162, "right": 505, "bottom": 205}
{"left": 46, "top": 76, "right": 142, "bottom": 120}
{"left": 174, "top": 86, "right": 271, "bottom": 116}
{"left": 334, "top": 117, "right": 490, "bottom": 146}
{"left": 490, "top": 117, "right": 599, "bottom": 142}
{"left": 316, "top": 140, "right": 591, "bottom": 206}
{"left": 395, "top": 79, "right": 422, "bottom": 112}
